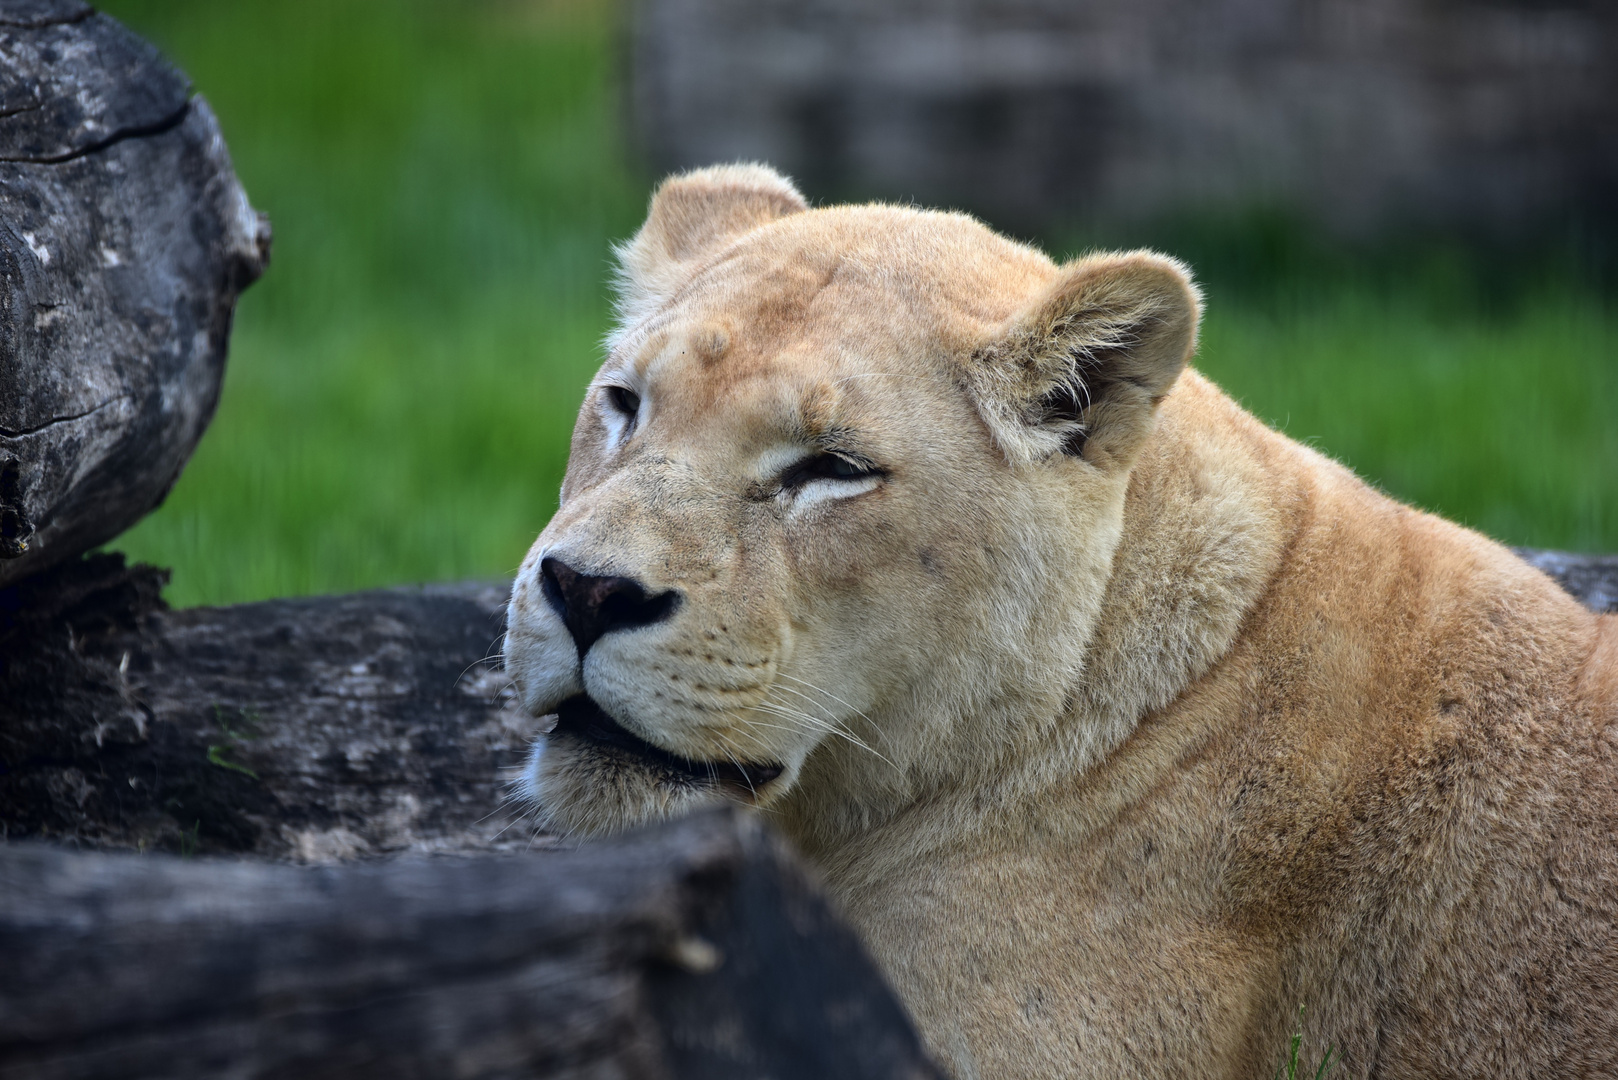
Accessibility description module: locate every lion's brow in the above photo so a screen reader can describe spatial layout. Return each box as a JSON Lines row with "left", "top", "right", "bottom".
{"left": 801, "top": 424, "right": 877, "bottom": 462}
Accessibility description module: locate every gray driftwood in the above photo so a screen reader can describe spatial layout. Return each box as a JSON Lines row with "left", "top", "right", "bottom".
{"left": 0, "top": 2, "right": 270, "bottom": 586}
{"left": 0, "top": 807, "right": 943, "bottom": 1080}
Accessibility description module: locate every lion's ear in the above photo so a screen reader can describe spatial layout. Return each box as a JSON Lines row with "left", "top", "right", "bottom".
{"left": 964, "top": 251, "right": 1201, "bottom": 470}
{"left": 612, "top": 163, "right": 808, "bottom": 331}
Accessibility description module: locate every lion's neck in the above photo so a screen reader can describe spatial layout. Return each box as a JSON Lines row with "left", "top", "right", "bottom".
{"left": 1059, "top": 372, "right": 1303, "bottom": 773}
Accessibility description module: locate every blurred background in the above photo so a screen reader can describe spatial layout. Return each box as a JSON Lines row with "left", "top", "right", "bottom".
{"left": 100, "top": 0, "right": 1616, "bottom": 607}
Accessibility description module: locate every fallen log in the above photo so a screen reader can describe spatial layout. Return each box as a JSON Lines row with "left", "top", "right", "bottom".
{"left": 0, "top": 551, "right": 1609, "bottom": 1079}
{"left": 0, "top": 557, "right": 1606, "bottom": 1080}
{"left": 0, "top": 807, "right": 943, "bottom": 1080}
{"left": 3, "top": 548, "right": 1615, "bottom": 859}
{"left": 0, "top": 1, "right": 270, "bottom": 587}
{"left": 0, "top": 553, "right": 532, "bottom": 858}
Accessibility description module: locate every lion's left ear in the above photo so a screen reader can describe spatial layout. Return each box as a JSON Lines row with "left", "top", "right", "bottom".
{"left": 964, "top": 251, "right": 1201, "bottom": 470}
{"left": 612, "top": 163, "right": 808, "bottom": 336}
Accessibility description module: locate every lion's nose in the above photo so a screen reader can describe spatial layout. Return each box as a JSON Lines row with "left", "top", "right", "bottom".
{"left": 539, "top": 556, "right": 682, "bottom": 657}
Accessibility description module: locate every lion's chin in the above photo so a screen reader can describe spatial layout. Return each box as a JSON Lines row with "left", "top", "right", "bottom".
{"left": 518, "top": 695, "right": 785, "bottom": 837}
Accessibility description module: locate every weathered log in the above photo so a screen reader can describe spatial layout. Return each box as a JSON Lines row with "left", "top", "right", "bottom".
{"left": 0, "top": 2, "right": 270, "bottom": 586}
{"left": 0, "top": 807, "right": 943, "bottom": 1080}
{"left": 0, "top": 553, "right": 534, "bottom": 858}
{"left": 3, "top": 548, "right": 1614, "bottom": 860}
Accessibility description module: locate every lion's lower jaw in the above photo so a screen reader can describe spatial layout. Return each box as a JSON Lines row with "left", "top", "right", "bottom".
{"left": 519, "top": 737, "right": 730, "bottom": 838}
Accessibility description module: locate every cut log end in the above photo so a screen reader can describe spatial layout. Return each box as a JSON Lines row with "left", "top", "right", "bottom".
{"left": 0, "top": 9, "right": 268, "bottom": 589}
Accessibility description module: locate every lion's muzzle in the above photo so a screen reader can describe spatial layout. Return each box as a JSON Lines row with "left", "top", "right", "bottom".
{"left": 539, "top": 555, "right": 682, "bottom": 656}
{"left": 551, "top": 694, "right": 784, "bottom": 796}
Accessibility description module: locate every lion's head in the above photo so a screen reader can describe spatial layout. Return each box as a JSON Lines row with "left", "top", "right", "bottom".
{"left": 505, "top": 164, "right": 1200, "bottom": 839}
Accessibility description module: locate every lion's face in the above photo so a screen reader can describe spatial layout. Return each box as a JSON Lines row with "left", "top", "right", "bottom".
{"left": 506, "top": 166, "right": 1199, "bottom": 838}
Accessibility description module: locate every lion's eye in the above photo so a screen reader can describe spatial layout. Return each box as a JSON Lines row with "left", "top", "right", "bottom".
{"left": 604, "top": 385, "right": 641, "bottom": 420}
{"left": 779, "top": 453, "right": 883, "bottom": 490}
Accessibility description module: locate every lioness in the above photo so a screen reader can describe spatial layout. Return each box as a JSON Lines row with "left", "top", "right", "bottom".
{"left": 505, "top": 164, "right": 1618, "bottom": 1078}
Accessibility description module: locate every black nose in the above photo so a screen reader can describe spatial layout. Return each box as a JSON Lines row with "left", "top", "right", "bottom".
{"left": 539, "top": 556, "right": 682, "bottom": 657}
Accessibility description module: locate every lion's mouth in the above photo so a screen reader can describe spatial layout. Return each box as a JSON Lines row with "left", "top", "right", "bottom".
{"left": 549, "top": 695, "right": 784, "bottom": 795}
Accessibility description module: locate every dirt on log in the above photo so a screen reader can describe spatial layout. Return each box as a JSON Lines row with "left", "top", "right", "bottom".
{"left": 0, "top": 808, "right": 944, "bottom": 1080}
{"left": 0, "top": 1, "right": 270, "bottom": 587}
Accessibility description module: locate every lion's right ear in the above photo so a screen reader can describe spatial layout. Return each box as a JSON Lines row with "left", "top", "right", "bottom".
{"left": 611, "top": 163, "right": 808, "bottom": 333}
{"left": 964, "top": 251, "right": 1201, "bottom": 472}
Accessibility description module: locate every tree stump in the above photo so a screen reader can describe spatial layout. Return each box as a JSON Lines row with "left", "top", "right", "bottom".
{"left": 0, "top": 1, "right": 270, "bottom": 587}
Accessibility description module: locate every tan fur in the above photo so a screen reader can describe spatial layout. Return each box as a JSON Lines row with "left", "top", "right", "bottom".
{"left": 506, "top": 164, "right": 1618, "bottom": 1078}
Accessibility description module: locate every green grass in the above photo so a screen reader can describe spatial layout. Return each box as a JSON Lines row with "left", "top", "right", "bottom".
{"left": 102, "top": 0, "right": 645, "bottom": 605}
{"left": 99, "top": 0, "right": 1616, "bottom": 607}
{"left": 1272, "top": 1006, "right": 1338, "bottom": 1079}
{"left": 1195, "top": 268, "right": 1618, "bottom": 551}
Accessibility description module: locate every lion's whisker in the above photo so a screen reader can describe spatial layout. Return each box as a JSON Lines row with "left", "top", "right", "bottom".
{"left": 768, "top": 681, "right": 884, "bottom": 749}
{"left": 774, "top": 672, "right": 884, "bottom": 737}
{"left": 474, "top": 792, "right": 523, "bottom": 826}
{"left": 486, "top": 808, "right": 531, "bottom": 842}
{"left": 712, "top": 729, "right": 760, "bottom": 800}
{"left": 741, "top": 699, "right": 899, "bottom": 772}
{"left": 829, "top": 372, "right": 933, "bottom": 384}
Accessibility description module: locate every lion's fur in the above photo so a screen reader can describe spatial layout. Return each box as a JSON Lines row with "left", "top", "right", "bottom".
{"left": 506, "top": 164, "right": 1618, "bottom": 1078}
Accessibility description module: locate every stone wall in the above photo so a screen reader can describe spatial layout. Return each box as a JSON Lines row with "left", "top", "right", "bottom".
{"left": 630, "top": 0, "right": 1618, "bottom": 234}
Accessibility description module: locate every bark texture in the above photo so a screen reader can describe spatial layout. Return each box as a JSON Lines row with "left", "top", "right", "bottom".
{"left": 0, "top": 554, "right": 535, "bottom": 859}
{"left": 0, "top": 807, "right": 943, "bottom": 1080}
{"left": 0, "top": 2, "right": 270, "bottom": 586}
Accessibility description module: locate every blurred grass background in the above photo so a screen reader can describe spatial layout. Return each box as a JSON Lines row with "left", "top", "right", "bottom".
{"left": 100, "top": 0, "right": 1616, "bottom": 607}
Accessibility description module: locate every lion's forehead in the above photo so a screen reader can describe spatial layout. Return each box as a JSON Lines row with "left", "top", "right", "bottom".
{"left": 586, "top": 206, "right": 1066, "bottom": 477}
{"left": 619, "top": 326, "right": 905, "bottom": 451}
{"left": 648, "top": 370, "right": 885, "bottom": 472}
{"left": 622, "top": 206, "right": 1057, "bottom": 381}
